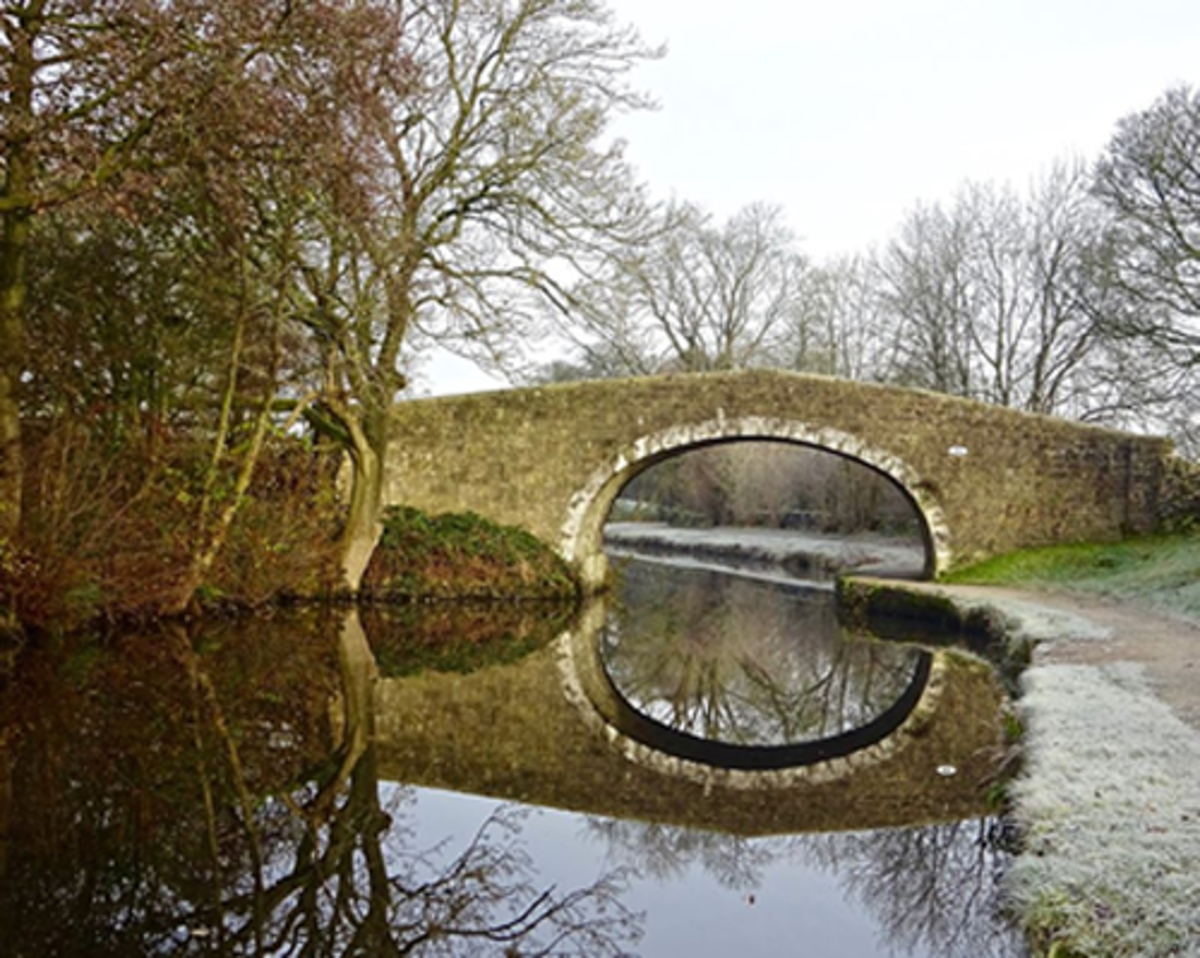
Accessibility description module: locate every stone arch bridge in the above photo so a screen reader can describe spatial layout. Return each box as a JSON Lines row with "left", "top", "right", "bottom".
{"left": 383, "top": 370, "right": 1192, "bottom": 590}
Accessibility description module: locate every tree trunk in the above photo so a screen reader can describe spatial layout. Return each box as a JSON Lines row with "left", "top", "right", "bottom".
{"left": 0, "top": 278, "right": 22, "bottom": 543}
{"left": 337, "top": 411, "right": 388, "bottom": 594}
{"left": 0, "top": 18, "right": 35, "bottom": 544}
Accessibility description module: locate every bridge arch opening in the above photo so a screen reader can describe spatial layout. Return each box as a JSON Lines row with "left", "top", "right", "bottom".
{"left": 611, "top": 441, "right": 923, "bottom": 544}
{"left": 560, "top": 416, "right": 951, "bottom": 591}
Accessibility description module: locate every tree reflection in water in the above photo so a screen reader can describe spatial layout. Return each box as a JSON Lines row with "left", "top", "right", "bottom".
{"left": 601, "top": 559, "right": 925, "bottom": 747}
{"left": 0, "top": 611, "right": 640, "bottom": 956}
{"left": 808, "top": 819, "right": 1020, "bottom": 958}
{"left": 585, "top": 816, "right": 1024, "bottom": 958}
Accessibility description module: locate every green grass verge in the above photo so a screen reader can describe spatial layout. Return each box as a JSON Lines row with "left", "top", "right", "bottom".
{"left": 944, "top": 533, "right": 1200, "bottom": 622}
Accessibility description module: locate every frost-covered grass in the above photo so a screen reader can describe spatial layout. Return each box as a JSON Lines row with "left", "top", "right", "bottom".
{"left": 1006, "top": 663, "right": 1200, "bottom": 956}
{"left": 936, "top": 535, "right": 1200, "bottom": 953}
{"left": 945, "top": 534, "right": 1200, "bottom": 623}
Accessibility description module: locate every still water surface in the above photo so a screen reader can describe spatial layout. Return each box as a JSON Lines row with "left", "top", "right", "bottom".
{"left": 0, "top": 549, "right": 1027, "bottom": 956}
{"left": 600, "top": 557, "right": 929, "bottom": 752}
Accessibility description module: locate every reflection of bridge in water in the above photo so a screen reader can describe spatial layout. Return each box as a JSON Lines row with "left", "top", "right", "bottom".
{"left": 593, "top": 558, "right": 933, "bottom": 768}
{"left": 369, "top": 595, "right": 1010, "bottom": 837}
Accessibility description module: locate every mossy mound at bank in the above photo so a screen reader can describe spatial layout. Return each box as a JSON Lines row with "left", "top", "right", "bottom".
{"left": 360, "top": 506, "right": 579, "bottom": 601}
{"left": 943, "top": 533, "right": 1200, "bottom": 620}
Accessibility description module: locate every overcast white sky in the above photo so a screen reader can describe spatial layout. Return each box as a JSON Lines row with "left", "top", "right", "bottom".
{"left": 422, "top": 0, "right": 1200, "bottom": 395}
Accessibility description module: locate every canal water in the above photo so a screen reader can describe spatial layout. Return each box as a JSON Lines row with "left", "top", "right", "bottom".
{"left": 0, "top": 546, "right": 1028, "bottom": 956}
{"left": 600, "top": 557, "right": 930, "bottom": 757}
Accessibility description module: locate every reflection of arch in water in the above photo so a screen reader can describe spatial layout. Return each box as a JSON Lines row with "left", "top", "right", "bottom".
{"left": 559, "top": 416, "right": 948, "bottom": 590}
{"left": 591, "top": 638, "right": 932, "bottom": 771}
{"left": 559, "top": 598, "right": 947, "bottom": 783}
{"left": 599, "top": 565, "right": 925, "bottom": 749}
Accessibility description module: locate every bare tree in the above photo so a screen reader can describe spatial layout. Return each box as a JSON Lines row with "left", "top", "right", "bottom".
{"left": 1020, "top": 163, "right": 1111, "bottom": 415}
{"left": 875, "top": 197, "right": 976, "bottom": 396}
{"left": 3, "top": 0, "right": 164, "bottom": 538}
{"left": 4, "top": 2, "right": 408, "bottom": 612}
{"left": 0, "top": 1, "right": 332, "bottom": 541}
{"left": 1092, "top": 84, "right": 1200, "bottom": 365}
{"left": 1088, "top": 85, "right": 1200, "bottom": 453}
{"left": 561, "top": 201, "right": 809, "bottom": 375}
{"left": 788, "top": 254, "right": 891, "bottom": 380}
{"left": 874, "top": 164, "right": 1107, "bottom": 416}
{"left": 296, "top": 0, "right": 661, "bottom": 588}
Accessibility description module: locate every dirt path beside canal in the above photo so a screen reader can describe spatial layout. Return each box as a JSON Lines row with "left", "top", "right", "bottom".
{"left": 896, "top": 580, "right": 1200, "bottom": 730}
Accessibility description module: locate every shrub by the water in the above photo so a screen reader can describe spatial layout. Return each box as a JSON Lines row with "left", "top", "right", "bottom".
{"left": 360, "top": 506, "right": 579, "bottom": 601}
{"left": 9, "top": 427, "right": 341, "bottom": 629}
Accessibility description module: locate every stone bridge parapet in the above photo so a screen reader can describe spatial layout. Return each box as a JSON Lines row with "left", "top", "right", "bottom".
{"left": 384, "top": 370, "right": 1189, "bottom": 589}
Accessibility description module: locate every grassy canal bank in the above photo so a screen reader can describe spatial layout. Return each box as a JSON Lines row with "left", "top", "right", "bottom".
{"left": 944, "top": 534, "right": 1200, "bottom": 623}
{"left": 934, "top": 533, "right": 1200, "bottom": 957}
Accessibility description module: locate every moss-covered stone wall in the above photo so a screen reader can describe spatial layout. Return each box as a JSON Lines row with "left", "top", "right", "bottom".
{"left": 385, "top": 370, "right": 1191, "bottom": 587}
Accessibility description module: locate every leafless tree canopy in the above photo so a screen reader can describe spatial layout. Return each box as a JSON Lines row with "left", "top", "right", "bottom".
{"left": 556, "top": 202, "right": 810, "bottom": 376}
{"left": 1093, "top": 84, "right": 1200, "bottom": 358}
{"left": 540, "top": 89, "right": 1200, "bottom": 458}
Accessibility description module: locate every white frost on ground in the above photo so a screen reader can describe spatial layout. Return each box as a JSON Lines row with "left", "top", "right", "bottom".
{"left": 604, "top": 546, "right": 836, "bottom": 591}
{"left": 604, "top": 522, "right": 926, "bottom": 579}
{"left": 947, "top": 593, "right": 1114, "bottom": 646}
{"left": 1006, "top": 662, "right": 1200, "bottom": 957}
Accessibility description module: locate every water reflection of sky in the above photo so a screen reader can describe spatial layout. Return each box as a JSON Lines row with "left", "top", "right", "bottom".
{"left": 0, "top": 601, "right": 1025, "bottom": 956}
{"left": 600, "top": 559, "right": 928, "bottom": 749}
{"left": 401, "top": 784, "right": 1025, "bottom": 958}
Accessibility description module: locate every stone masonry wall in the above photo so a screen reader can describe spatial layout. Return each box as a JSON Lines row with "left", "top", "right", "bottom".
{"left": 1159, "top": 451, "right": 1200, "bottom": 530}
{"left": 384, "top": 370, "right": 1185, "bottom": 587}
